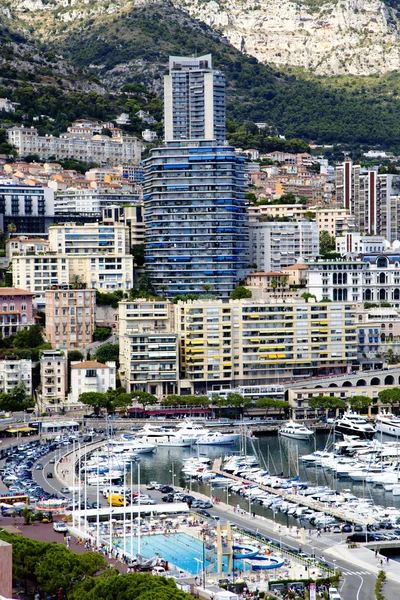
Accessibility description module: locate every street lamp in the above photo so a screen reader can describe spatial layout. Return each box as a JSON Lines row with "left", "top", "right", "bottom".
{"left": 169, "top": 462, "right": 175, "bottom": 488}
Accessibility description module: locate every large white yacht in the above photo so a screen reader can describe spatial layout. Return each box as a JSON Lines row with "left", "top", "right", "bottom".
{"left": 375, "top": 411, "right": 400, "bottom": 437}
{"left": 278, "top": 420, "right": 314, "bottom": 440}
{"left": 136, "top": 424, "right": 194, "bottom": 447}
{"left": 107, "top": 438, "right": 156, "bottom": 454}
{"left": 175, "top": 420, "right": 240, "bottom": 444}
{"left": 335, "top": 412, "right": 376, "bottom": 440}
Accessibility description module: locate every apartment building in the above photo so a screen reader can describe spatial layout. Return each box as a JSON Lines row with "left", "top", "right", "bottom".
{"left": 249, "top": 220, "right": 319, "bottom": 272}
{"left": 5, "top": 237, "right": 49, "bottom": 262}
{"left": 0, "top": 288, "right": 35, "bottom": 338}
{"left": 247, "top": 205, "right": 355, "bottom": 238}
{"left": 12, "top": 255, "right": 69, "bottom": 305}
{"left": 39, "top": 350, "right": 68, "bottom": 406}
{"left": 102, "top": 205, "right": 144, "bottom": 248}
{"left": 144, "top": 142, "right": 249, "bottom": 298}
{"left": 335, "top": 160, "right": 400, "bottom": 241}
{"left": 175, "top": 298, "right": 357, "bottom": 394}
{"left": 8, "top": 127, "right": 142, "bottom": 167}
{"left": 336, "top": 233, "right": 388, "bottom": 255}
{"left": 0, "top": 183, "right": 54, "bottom": 234}
{"left": 0, "top": 359, "right": 32, "bottom": 395}
{"left": 45, "top": 285, "right": 96, "bottom": 350}
{"left": 54, "top": 189, "right": 140, "bottom": 216}
{"left": 69, "top": 360, "right": 116, "bottom": 403}
{"left": 308, "top": 253, "right": 400, "bottom": 305}
{"left": 48, "top": 222, "right": 131, "bottom": 255}
{"left": 164, "top": 55, "right": 226, "bottom": 144}
{"left": 119, "top": 299, "right": 179, "bottom": 397}
{"left": 12, "top": 222, "right": 134, "bottom": 302}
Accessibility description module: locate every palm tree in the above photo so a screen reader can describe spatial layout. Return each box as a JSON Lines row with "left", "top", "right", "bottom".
{"left": 7, "top": 223, "right": 16, "bottom": 237}
{"left": 69, "top": 274, "right": 85, "bottom": 289}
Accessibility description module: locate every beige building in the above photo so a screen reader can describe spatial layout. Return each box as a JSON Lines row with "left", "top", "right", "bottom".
{"left": 5, "top": 236, "right": 49, "bottom": 263}
{"left": 8, "top": 126, "right": 141, "bottom": 167}
{"left": 281, "top": 264, "right": 309, "bottom": 286}
{"left": 69, "top": 360, "right": 116, "bottom": 403}
{"left": 102, "top": 205, "right": 145, "bottom": 248}
{"left": 39, "top": 350, "right": 68, "bottom": 408}
{"left": 119, "top": 299, "right": 179, "bottom": 397}
{"left": 45, "top": 285, "right": 96, "bottom": 350}
{"left": 175, "top": 298, "right": 357, "bottom": 394}
{"left": 12, "top": 222, "right": 134, "bottom": 302}
{"left": 247, "top": 205, "right": 355, "bottom": 238}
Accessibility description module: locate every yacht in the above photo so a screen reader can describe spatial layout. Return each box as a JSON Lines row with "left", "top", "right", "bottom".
{"left": 375, "top": 411, "right": 400, "bottom": 437}
{"left": 136, "top": 424, "right": 194, "bottom": 447}
{"left": 278, "top": 420, "right": 314, "bottom": 440}
{"left": 107, "top": 438, "right": 156, "bottom": 455}
{"left": 175, "top": 420, "right": 240, "bottom": 444}
{"left": 335, "top": 412, "right": 376, "bottom": 440}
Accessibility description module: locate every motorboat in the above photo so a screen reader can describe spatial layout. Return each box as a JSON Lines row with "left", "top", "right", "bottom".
{"left": 136, "top": 424, "right": 194, "bottom": 447}
{"left": 278, "top": 420, "right": 314, "bottom": 440}
{"left": 197, "top": 431, "right": 239, "bottom": 445}
{"left": 175, "top": 420, "right": 240, "bottom": 444}
{"left": 375, "top": 411, "right": 400, "bottom": 438}
{"left": 108, "top": 438, "right": 156, "bottom": 455}
{"left": 335, "top": 412, "right": 376, "bottom": 440}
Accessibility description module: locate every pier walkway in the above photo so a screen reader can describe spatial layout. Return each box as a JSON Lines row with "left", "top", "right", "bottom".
{"left": 212, "top": 458, "right": 371, "bottom": 527}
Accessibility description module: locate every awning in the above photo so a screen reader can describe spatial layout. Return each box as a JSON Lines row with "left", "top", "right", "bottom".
{"left": 6, "top": 426, "right": 37, "bottom": 433}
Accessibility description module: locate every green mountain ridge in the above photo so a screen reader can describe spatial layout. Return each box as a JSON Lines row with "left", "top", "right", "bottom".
{"left": 2, "top": 0, "right": 400, "bottom": 149}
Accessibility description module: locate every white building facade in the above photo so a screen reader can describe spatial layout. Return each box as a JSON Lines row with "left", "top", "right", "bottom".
{"left": 69, "top": 360, "right": 116, "bottom": 403}
{"left": 0, "top": 359, "right": 32, "bottom": 395}
{"left": 249, "top": 220, "right": 319, "bottom": 272}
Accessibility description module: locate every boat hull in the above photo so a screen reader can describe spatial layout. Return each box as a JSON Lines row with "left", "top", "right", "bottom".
{"left": 335, "top": 424, "right": 375, "bottom": 440}
{"left": 279, "top": 431, "right": 313, "bottom": 441}
{"left": 376, "top": 422, "right": 400, "bottom": 437}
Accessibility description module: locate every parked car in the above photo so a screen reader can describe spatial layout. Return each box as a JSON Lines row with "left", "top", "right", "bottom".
{"left": 160, "top": 486, "right": 174, "bottom": 494}
{"left": 162, "top": 495, "right": 174, "bottom": 503}
{"left": 53, "top": 522, "right": 68, "bottom": 533}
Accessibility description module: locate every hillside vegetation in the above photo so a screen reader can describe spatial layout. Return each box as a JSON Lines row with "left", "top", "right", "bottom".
{"left": 2, "top": 0, "right": 400, "bottom": 148}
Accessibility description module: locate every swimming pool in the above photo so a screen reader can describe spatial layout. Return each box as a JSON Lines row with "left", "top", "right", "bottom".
{"left": 117, "top": 533, "right": 207, "bottom": 574}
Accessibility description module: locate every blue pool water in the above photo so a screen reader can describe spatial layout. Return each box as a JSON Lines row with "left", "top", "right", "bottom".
{"left": 117, "top": 533, "right": 207, "bottom": 574}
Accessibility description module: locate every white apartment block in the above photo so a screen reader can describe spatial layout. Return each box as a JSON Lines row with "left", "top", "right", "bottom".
{"left": 8, "top": 127, "right": 141, "bottom": 167}
{"left": 119, "top": 299, "right": 179, "bottom": 397}
{"left": 39, "top": 350, "right": 68, "bottom": 406}
{"left": 49, "top": 223, "right": 131, "bottom": 255}
{"left": 0, "top": 183, "right": 54, "bottom": 218}
{"left": 6, "top": 237, "right": 49, "bottom": 263}
{"left": 69, "top": 360, "right": 116, "bottom": 403}
{"left": 249, "top": 220, "right": 319, "bottom": 272}
{"left": 12, "top": 255, "right": 69, "bottom": 305}
{"left": 54, "top": 190, "right": 140, "bottom": 216}
{"left": 308, "top": 254, "right": 400, "bottom": 305}
{"left": 336, "top": 233, "right": 389, "bottom": 255}
{"left": 0, "top": 359, "right": 32, "bottom": 395}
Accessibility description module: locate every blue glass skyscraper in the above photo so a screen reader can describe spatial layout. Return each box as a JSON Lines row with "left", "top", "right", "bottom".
{"left": 143, "top": 55, "right": 249, "bottom": 298}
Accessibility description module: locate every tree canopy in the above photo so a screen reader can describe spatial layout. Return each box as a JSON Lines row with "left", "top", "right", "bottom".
{"left": 348, "top": 395, "right": 372, "bottom": 412}
{"left": 308, "top": 396, "right": 347, "bottom": 410}
{"left": 80, "top": 388, "right": 133, "bottom": 414}
{"left": 378, "top": 388, "right": 400, "bottom": 406}
{"left": 231, "top": 286, "right": 252, "bottom": 300}
{"left": 14, "top": 325, "right": 45, "bottom": 349}
{"left": 0, "top": 531, "right": 106, "bottom": 596}
{"left": 95, "top": 343, "right": 119, "bottom": 367}
{"left": 71, "top": 570, "right": 193, "bottom": 600}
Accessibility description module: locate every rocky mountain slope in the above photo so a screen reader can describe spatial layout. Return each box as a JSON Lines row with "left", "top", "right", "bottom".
{"left": 3, "top": 0, "right": 400, "bottom": 147}
{"left": 6, "top": 0, "right": 400, "bottom": 76}
{"left": 174, "top": 0, "right": 400, "bottom": 76}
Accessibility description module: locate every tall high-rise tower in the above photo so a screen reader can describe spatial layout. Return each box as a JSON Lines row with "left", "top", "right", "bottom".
{"left": 164, "top": 55, "right": 226, "bottom": 144}
{"left": 144, "top": 54, "right": 248, "bottom": 298}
